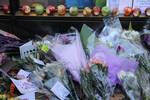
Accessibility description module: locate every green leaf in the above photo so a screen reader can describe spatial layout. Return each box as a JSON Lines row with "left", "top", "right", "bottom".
{"left": 80, "top": 24, "right": 93, "bottom": 50}
{"left": 128, "top": 21, "right": 133, "bottom": 31}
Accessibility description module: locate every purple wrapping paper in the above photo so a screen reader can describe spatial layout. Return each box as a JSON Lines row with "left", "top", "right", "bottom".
{"left": 91, "top": 45, "right": 138, "bottom": 85}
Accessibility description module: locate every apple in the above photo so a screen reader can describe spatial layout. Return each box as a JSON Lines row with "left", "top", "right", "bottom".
{"left": 35, "top": 4, "right": 44, "bottom": 15}
{"left": 21, "top": 5, "right": 31, "bottom": 14}
{"left": 112, "top": 8, "right": 119, "bottom": 16}
{"left": 46, "top": 5, "right": 56, "bottom": 15}
{"left": 69, "top": 6, "right": 78, "bottom": 16}
{"left": 101, "top": 6, "right": 111, "bottom": 16}
{"left": 124, "top": 7, "right": 132, "bottom": 16}
{"left": 2, "top": 4, "right": 10, "bottom": 14}
{"left": 145, "top": 8, "right": 150, "bottom": 16}
{"left": 57, "top": 5, "right": 66, "bottom": 16}
{"left": 83, "top": 7, "right": 92, "bottom": 16}
{"left": 93, "top": 6, "right": 101, "bottom": 16}
{"left": 132, "top": 8, "right": 141, "bottom": 17}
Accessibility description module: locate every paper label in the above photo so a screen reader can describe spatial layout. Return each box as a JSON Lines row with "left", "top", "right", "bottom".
{"left": 16, "top": 92, "right": 35, "bottom": 100}
{"left": 11, "top": 78, "right": 38, "bottom": 94}
{"left": 51, "top": 81, "right": 70, "bottom": 100}
{"left": 17, "top": 69, "right": 31, "bottom": 79}
{"left": 20, "top": 41, "right": 37, "bottom": 59}
{"left": 133, "top": 0, "right": 150, "bottom": 13}
{"left": 118, "top": 0, "right": 132, "bottom": 13}
{"left": 32, "top": 58, "right": 45, "bottom": 66}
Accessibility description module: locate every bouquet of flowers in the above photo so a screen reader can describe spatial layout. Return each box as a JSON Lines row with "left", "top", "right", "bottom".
{"left": 42, "top": 27, "right": 88, "bottom": 82}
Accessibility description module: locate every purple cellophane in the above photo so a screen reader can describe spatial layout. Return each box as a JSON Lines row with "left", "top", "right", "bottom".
{"left": 91, "top": 45, "right": 138, "bottom": 85}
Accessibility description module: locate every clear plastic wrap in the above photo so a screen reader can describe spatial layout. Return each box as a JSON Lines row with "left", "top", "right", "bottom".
{"left": 28, "top": 61, "right": 72, "bottom": 99}
{"left": 114, "top": 38, "right": 146, "bottom": 57}
{"left": 49, "top": 27, "right": 87, "bottom": 82}
{"left": 141, "top": 19, "right": 150, "bottom": 51}
{"left": 118, "top": 71, "right": 141, "bottom": 100}
{"left": 135, "top": 54, "right": 150, "bottom": 100}
{"left": 98, "top": 17, "right": 148, "bottom": 58}
{"left": 98, "top": 17, "right": 122, "bottom": 47}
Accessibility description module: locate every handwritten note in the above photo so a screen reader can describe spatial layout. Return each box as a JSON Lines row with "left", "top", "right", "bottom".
{"left": 51, "top": 81, "right": 70, "bottom": 100}
{"left": 11, "top": 78, "right": 38, "bottom": 94}
{"left": 17, "top": 69, "right": 31, "bottom": 79}
{"left": 133, "top": 0, "right": 150, "bottom": 13}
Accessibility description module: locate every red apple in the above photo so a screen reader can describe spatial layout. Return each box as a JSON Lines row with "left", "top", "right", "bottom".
{"left": 46, "top": 5, "right": 56, "bottom": 15}
{"left": 145, "top": 8, "right": 150, "bottom": 16}
{"left": 124, "top": 7, "right": 133, "bottom": 16}
{"left": 132, "top": 8, "right": 141, "bottom": 17}
{"left": 93, "top": 6, "right": 101, "bottom": 16}
{"left": 57, "top": 5, "right": 66, "bottom": 16}
{"left": 21, "top": 5, "right": 31, "bottom": 14}
{"left": 2, "top": 4, "right": 10, "bottom": 14}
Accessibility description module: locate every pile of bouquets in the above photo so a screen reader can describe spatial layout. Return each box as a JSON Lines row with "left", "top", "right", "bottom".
{"left": 0, "top": 17, "right": 150, "bottom": 100}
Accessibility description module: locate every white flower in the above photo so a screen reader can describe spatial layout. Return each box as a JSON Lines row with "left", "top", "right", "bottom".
{"left": 118, "top": 70, "right": 127, "bottom": 79}
{"left": 127, "top": 72, "right": 135, "bottom": 78}
{"left": 121, "top": 30, "right": 140, "bottom": 42}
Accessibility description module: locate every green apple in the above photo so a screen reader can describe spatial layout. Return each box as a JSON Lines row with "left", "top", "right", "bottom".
{"left": 35, "top": 4, "right": 44, "bottom": 15}
{"left": 102, "top": 6, "right": 111, "bottom": 16}
{"left": 69, "top": 6, "right": 78, "bottom": 16}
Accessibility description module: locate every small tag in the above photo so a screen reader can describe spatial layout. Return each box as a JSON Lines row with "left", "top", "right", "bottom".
{"left": 20, "top": 41, "right": 37, "bottom": 59}
{"left": 11, "top": 78, "right": 38, "bottom": 94}
{"left": 16, "top": 92, "right": 35, "bottom": 100}
{"left": 17, "top": 69, "right": 31, "bottom": 79}
{"left": 51, "top": 81, "right": 70, "bottom": 100}
{"left": 32, "top": 58, "right": 45, "bottom": 66}
{"left": 41, "top": 44, "right": 49, "bottom": 53}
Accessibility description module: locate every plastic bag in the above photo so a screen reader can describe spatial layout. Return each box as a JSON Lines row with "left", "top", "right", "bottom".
{"left": 50, "top": 27, "right": 87, "bottom": 82}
